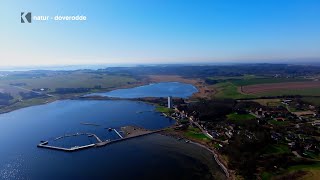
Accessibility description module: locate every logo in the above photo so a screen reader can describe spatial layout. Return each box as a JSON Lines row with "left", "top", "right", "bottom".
{"left": 21, "top": 12, "right": 32, "bottom": 23}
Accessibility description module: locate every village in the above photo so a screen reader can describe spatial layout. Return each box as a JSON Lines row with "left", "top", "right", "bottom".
{"left": 160, "top": 96, "right": 320, "bottom": 179}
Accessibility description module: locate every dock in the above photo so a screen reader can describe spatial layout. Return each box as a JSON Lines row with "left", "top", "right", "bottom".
{"left": 95, "top": 129, "right": 163, "bottom": 147}
{"left": 38, "top": 141, "right": 95, "bottom": 152}
{"left": 113, "top": 129, "right": 123, "bottom": 138}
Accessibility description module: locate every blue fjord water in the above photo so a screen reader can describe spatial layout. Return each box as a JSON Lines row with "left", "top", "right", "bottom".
{"left": 0, "top": 83, "right": 226, "bottom": 180}
{"left": 87, "top": 82, "right": 198, "bottom": 98}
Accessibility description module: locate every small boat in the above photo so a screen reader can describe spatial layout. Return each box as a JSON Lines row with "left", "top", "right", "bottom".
{"left": 108, "top": 128, "right": 113, "bottom": 132}
{"left": 185, "top": 140, "right": 190, "bottom": 143}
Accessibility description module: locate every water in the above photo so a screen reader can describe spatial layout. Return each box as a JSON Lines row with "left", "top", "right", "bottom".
{"left": 0, "top": 100, "right": 226, "bottom": 179}
{"left": 87, "top": 82, "right": 198, "bottom": 98}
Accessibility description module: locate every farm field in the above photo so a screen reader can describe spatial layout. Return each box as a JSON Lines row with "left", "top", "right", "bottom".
{"left": 0, "top": 72, "right": 137, "bottom": 97}
{"left": 231, "top": 77, "right": 310, "bottom": 86}
{"left": 213, "top": 82, "right": 256, "bottom": 99}
{"left": 227, "top": 113, "right": 256, "bottom": 122}
{"left": 241, "top": 81, "right": 320, "bottom": 96}
{"left": 211, "top": 76, "right": 317, "bottom": 99}
{"left": 249, "top": 98, "right": 282, "bottom": 106}
{"left": 0, "top": 72, "right": 136, "bottom": 92}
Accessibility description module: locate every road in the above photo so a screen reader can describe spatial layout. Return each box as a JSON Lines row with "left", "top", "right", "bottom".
{"left": 189, "top": 117, "right": 214, "bottom": 139}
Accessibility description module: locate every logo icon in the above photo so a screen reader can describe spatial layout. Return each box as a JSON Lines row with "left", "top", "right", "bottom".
{"left": 21, "top": 12, "right": 32, "bottom": 23}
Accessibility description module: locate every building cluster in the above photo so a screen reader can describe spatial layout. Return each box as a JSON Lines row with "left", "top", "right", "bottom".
{"left": 168, "top": 98, "right": 320, "bottom": 158}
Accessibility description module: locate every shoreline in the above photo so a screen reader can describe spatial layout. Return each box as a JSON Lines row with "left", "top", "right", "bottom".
{"left": 160, "top": 130, "right": 234, "bottom": 180}
{"left": 188, "top": 140, "right": 230, "bottom": 178}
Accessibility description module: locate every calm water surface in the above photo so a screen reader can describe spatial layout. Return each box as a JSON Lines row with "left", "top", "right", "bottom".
{"left": 87, "top": 82, "right": 198, "bottom": 98}
{"left": 0, "top": 83, "right": 225, "bottom": 180}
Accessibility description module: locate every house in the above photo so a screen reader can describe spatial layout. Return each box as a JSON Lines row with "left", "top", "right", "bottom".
{"left": 275, "top": 117, "right": 286, "bottom": 122}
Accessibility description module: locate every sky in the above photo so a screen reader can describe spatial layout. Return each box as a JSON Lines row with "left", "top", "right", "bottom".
{"left": 0, "top": 0, "right": 320, "bottom": 67}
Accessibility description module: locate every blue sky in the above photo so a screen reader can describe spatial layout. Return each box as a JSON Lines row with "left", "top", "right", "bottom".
{"left": 1, "top": 0, "right": 320, "bottom": 66}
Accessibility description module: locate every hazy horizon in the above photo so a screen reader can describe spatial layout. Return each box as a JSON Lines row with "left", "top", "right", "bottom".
{"left": 1, "top": 0, "right": 320, "bottom": 67}
{"left": 1, "top": 60, "right": 320, "bottom": 72}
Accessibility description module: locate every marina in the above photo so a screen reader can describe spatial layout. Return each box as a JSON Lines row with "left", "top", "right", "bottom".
{"left": 37, "top": 126, "right": 165, "bottom": 152}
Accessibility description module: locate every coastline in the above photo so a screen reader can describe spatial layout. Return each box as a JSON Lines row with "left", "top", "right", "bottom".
{"left": 189, "top": 141, "right": 230, "bottom": 179}
{"left": 160, "top": 129, "right": 234, "bottom": 180}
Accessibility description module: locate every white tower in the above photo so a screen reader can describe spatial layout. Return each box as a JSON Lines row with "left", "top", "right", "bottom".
{"left": 168, "top": 96, "right": 173, "bottom": 108}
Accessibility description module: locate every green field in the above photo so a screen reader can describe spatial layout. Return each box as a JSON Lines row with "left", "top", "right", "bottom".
{"left": 269, "top": 119, "right": 290, "bottom": 126}
{"left": 0, "top": 72, "right": 137, "bottom": 98}
{"left": 0, "top": 72, "right": 136, "bottom": 91}
{"left": 214, "top": 82, "right": 256, "bottom": 99}
{"left": 231, "top": 77, "right": 310, "bottom": 86}
{"left": 261, "top": 163, "right": 320, "bottom": 180}
{"left": 263, "top": 144, "right": 291, "bottom": 154}
{"left": 207, "top": 74, "right": 260, "bottom": 81}
{"left": 249, "top": 99, "right": 282, "bottom": 106}
{"left": 227, "top": 113, "right": 256, "bottom": 121}
{"left": 184, "top": 127, "right": 211, "bottom": 141}
{"left": 155, "top": 106, "right": 174, "bottom": 114}
{"left": 210, "top": 75, "right": 316, "bottom": 99}
{"left": 287, "top": 163, "right": 320, "bottom": 180}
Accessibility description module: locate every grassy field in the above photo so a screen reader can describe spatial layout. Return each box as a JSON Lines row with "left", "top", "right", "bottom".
{"left": 250, "top": 99, "right": 282, "bottom": 106}
{"left": 261, "top": 162, "right": 320, "bottom": 180}
{"left": 209, "top": 75, "right": 317, "bottom": 99}
{"left": 0, "top": 72, "right": 137, "bottom": 99}
{"left": 288, "top": 163, "right": 320, "bottom": 180}
{"left": 214, "top": 82, "right": 256, "bottom": 99}
{"left": 231, "top": 77, "right": 310, "bottom": 86}
{"left": 260, "top": 146, "right": 320, "bottom": 180}
{"left": 269, "top": 119, "right": 290, "bottom": 126}
{"left": 207, "top": 74, "right": 261, "bottom": 81}
{"left": 227, "top": 113, "right": 256, "bottom": 122}
{"left": 0, "top": 72, "right": 136, "bottom": 92}
{"left": 184, "top": 127, "right": 211, "bottom": 141}
{"left": 155, "top": 105, "right": 174, "bottom": 114}
{"left": 263, "top": 144, "right": 291, "bottom": 154}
